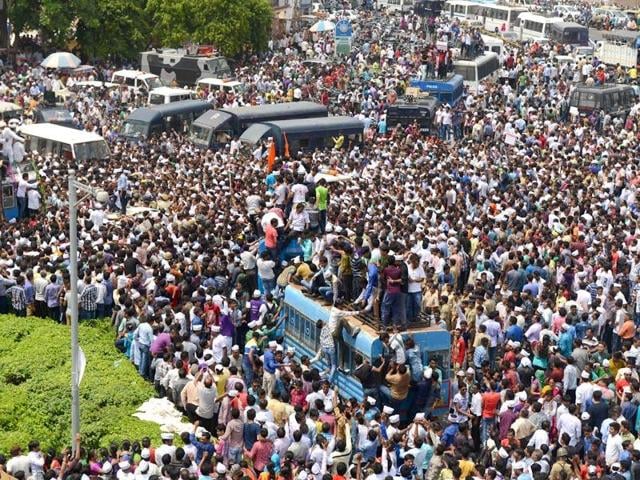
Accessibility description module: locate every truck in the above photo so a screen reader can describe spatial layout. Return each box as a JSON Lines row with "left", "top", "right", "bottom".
{"left": 140, "top": 48, "right": 232, "bottom": 87}
{"left": 595, "top": 41, "right": 638, "bottom": 67}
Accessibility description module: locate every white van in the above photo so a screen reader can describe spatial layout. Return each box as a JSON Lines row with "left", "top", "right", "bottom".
{"left": 111, "top": 70, "right": 163, "bottom": 93}
{"left": 147, "top": 87, "right": 197, "bottom": 105}
{"left": 19, "top": 123, "right": 110, "bottom": 162}
{"left": 196, "top": 78, "right": 245, "bottom": 96}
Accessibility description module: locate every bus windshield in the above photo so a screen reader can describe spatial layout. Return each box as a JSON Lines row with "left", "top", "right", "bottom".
{"left": 73, "top": 141, "right": 110, "bottom": 162}
{"left": 190, "top": 125, "right": 211, "bottom": 143}
{"left": 122, "top": 120, "right": 148, "bottom": 138}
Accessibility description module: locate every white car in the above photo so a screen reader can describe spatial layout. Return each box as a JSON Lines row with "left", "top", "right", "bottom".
{"left": 555, "top": 5, "right": 581, "bottom": 20}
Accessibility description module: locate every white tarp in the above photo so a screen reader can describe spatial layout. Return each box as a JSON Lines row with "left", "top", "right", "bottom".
{"left": 133, "top": 397, "right": 193, "bottom": 434}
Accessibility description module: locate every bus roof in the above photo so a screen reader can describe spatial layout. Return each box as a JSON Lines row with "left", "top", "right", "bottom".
{"left": 262, "top": 116, "right": 364, "bottom": 134}
{"left": 551, "top": 21, "right": 587, "bottom": 31}
{"left": 221, "top": 102, "right": 328, "bottom": 122}
{"left": 19, "top": 123, "right": 106, "bottom": 144}
{"left": 454, "top": 51, "right": 500, "bottom": 65}
{"left": 517, "top": 12, "right": 563, "bottom": 22}
{"left": 126, "top": 100, "right": 211, "bottom": 123}
{"left": 573, "top": 83, "right": 636, "bottom": 94}
{"left": 410, "top": 74, "right": 465, "bottom": 93}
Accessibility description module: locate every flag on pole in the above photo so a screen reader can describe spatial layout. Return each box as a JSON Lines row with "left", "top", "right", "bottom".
{"left": 267, "top": 142, "right": 276, "bottom": 172}
{"left": 283, "top": 132, "right": 290, "bottom": 159}
{"left": 78, "top": 347, "right": 86, "bottom": 385}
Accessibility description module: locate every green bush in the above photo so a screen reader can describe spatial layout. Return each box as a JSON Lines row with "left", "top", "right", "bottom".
{"left": 0, "top": 316, "right": 160, "bottom": 453}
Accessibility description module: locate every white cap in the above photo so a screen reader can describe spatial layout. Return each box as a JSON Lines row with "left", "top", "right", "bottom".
{"left": 253, "top": 289, "right": 261, "bottom": 298}
{"left": 193, "top": 324, "right": 203, "bottom": 332}
{"left": 389, "top": 414, "right": 400, "bottom": 424}
{"left": 498, "top": 447, "right": 509, "bottom": 459}
{"left": 118, "top": 461, "right": 131, "bottom": 470}
{"left": 415, "top": 413, "right": 425, "bottom": 421}
{"left": 211, "top": 325, "right": 221, "bottom": 333}
{"left": 581, "top": 371, "right": 590, "bottom": 379}
{"left": 256, "top": 412, "right": 268, "bottom": 423}
{"left": 216, "top": 463, "right": 227, "bottom": 474}
{"left": 138, "top": 461, "right": 149, "bottom": 473}
{"left": 581, "top": 412, "right": 591, "bottom": 420}
{"left": 268, "top": 340, "right": 278, "bottom": 348}
{"left": 383, "top": 406, "right": 394, "bottom": 415}
{"left": 215, "top": 364, "right": 224, "bottom": 372}
{"left": 366, "top": 396, "right": 376, "bottom": 405}
{"left": 141, "top": 448, "right": 151, "bottom": 459}
{"left": 231, "top": 345, "right": 240, "bottom": 351}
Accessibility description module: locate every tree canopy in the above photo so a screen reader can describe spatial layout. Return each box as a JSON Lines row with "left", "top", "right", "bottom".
{"left": 6, "top": 0, "right": 272, "bottom": 60}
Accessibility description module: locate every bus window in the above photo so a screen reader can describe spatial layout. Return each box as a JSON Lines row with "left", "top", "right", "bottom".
{"left": 426, "top": 350, "right": 451, "bottom": 379}
{"left": 579, "top": 92, "right": 597, "bottom": 109}
{"left": 337, "top": 338, "right": 355, "bottom": 370}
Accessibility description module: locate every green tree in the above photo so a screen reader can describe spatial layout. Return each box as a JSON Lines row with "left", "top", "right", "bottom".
{"left": 75, "top": 0, "right": 149, "bottom": 60}
{"left": 145, "top": 0, "right": 199, "bottom": 47}
{"left": 147, "top": 0, "right": 272, "bottom": 57}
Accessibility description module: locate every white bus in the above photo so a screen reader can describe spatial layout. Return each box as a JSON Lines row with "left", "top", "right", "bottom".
{"left": 517, "top": 12, "right": 563, "bottom": 41}
{"left": 477, "top": 4, "right": 528, "bottom": 32}
{"left": 376, "top": 0, "right": 414, "bottom": 12}
{"left": 445, "top": 0, "right": 480, "bottom": 20}
{"left": 19, "top": 123, "right": 110, "bottom": 162}
{"left": 453, "top": 52, "right": 501, "bottom": 92}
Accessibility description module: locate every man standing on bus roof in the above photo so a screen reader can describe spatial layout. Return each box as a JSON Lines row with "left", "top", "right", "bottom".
{"left": 311, "top": 307, "right": 362, "bottom": 382}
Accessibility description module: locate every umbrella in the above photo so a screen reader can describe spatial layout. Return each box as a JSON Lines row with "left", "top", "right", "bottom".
{"left": 309, "top": 20, "right": 336, "bottom": 33}
{"left": 41, "top": 52, "right": 82, "bottom": 69}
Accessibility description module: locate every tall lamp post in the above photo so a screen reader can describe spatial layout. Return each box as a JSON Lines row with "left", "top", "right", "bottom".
{"left": 68, "top": 169, "right": 109, "bottom": 452}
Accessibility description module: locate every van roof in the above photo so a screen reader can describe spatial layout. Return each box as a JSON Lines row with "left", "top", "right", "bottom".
{"left": 112, "top": 70, "right": 159, "bottom": 80}
{"left": 19, "top": 123, "right": 106, "bottom": 144}
{"left": 197, "top": 78, "right": 228, "bottom": 86}
{"left": 149, "top": 87, "right": 195, "bottom": 95}
{"left": 126, "top": 100, "right": 212, "bottom": 123}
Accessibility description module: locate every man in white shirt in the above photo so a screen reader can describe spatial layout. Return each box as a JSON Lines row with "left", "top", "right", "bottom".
{"left": 6, "top": 446, "right": 31, "bottom": 476}
{"left": 27, "top": 188, "right": 41, "bottom": 217}
{"left": 605, "top": 422, "right": 624, "bottom": 467}
{"left": 16, "top": 173, "right": 38, "bottom": 219}
{"left": 556, "top": 404, "right": 582, "bottom": 446}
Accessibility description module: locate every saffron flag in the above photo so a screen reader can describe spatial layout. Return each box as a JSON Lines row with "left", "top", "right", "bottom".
{"left": 283, "top": 132, "right": 290, "bottom": 159}
{"left": 267, "top": 142, "right": 276, "bottom": 172}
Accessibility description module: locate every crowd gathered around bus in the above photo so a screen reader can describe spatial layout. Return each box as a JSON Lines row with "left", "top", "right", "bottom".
{"left": 4, "top": 3, "right": 640, "bottom": 480}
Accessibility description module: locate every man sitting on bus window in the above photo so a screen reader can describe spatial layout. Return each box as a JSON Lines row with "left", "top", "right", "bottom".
{"left": 311, "top": 306, "right": 362, "bottom": 382}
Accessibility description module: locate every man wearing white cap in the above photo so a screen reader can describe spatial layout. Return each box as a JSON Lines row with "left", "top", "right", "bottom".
{"left": 154, "top": 433, "right": 176, "bottom": 467}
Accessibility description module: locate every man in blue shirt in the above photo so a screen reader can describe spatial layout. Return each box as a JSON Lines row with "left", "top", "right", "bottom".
{"left": 505, "top": 317, "right": 524, "bottom": 343}
{"left": 189, "top": 422, "right": 215, "bottom": 464}
{"left": 262, "top": 340, "right": 279, "bottom": 397}
{"left": 135, "top": 317, "right": 154, "bottom": 379}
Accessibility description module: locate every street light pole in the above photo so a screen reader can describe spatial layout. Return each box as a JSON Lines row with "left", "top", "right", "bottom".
{"left": 68, "top": 169, "right": 80, "bottom": 452}
{"left": 67, "top": 169, "right": 108, "bottom": 453}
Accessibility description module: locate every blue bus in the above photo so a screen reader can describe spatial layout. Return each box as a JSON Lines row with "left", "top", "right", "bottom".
{"left": 409, "top": 74, "right": 465, "bottom": 107}
{"left": 278, "top": 285, "right": 452, "bottom": 418}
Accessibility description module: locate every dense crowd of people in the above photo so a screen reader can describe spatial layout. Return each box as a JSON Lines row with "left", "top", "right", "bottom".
{"left": 3, "top": 3, "right": 640, "bottom": 480}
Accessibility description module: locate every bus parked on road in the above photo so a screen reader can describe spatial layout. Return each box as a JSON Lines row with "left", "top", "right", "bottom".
{"left": 189, "top": 102, "right": 328, "bottom": 149}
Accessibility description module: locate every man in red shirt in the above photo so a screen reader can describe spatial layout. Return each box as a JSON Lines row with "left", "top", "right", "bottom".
{"left": 264, "top": 218, "right": 279, "bottom": 261}
{"left": 480, "top": 381, "right": 501, "bottom": 444}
